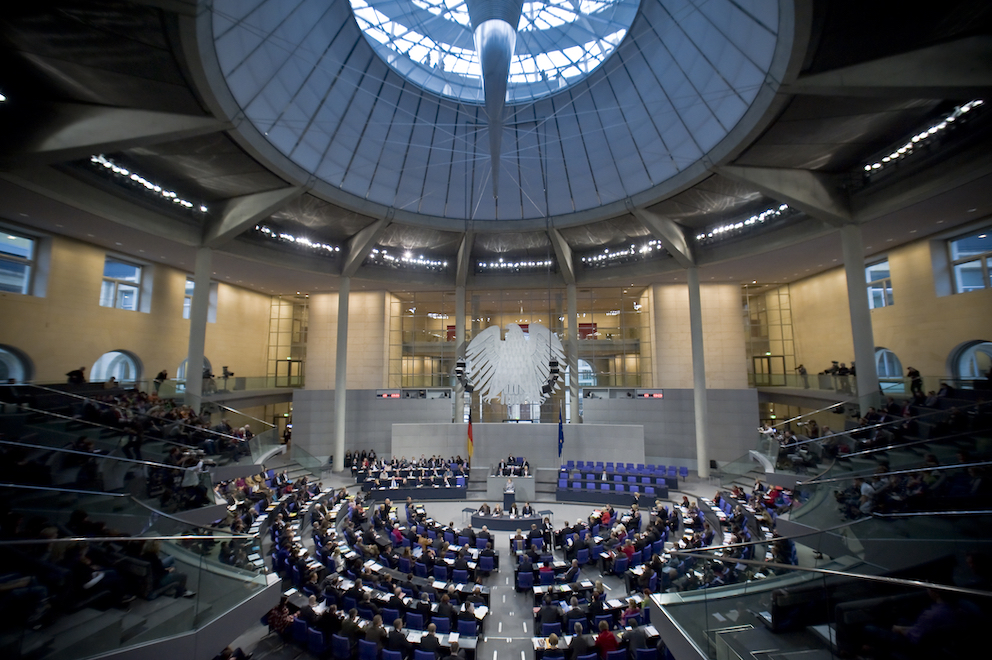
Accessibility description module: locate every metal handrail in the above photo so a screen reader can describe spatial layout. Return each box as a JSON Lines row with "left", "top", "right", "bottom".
{"left": 214, "top": 402, "right": 276, "bottom": 429}
{"left": 798, "top": 458, "right": 992, "bottom": 486}
{"left": 0, "top": 437, "right": 199, "bottom": 472}
{"left": 662, "top": 548, "right": 992, "bottom": 599}
{"left": 18, "top": 404, "right": 201, "bottom": 452}
{"left": 872, "top": 509, "right": 992, "bottom": 518}
{"left": 769, "top": 400, "right": 849, "bottom": 430}
{"left": 0, "top": 483, "right": 128, "bottom": 496}
{"left": 19, "top": 383, "right": 245, "bottom": 444}
{"left": 0, "top": 534, "right": 254, "bottom": 545}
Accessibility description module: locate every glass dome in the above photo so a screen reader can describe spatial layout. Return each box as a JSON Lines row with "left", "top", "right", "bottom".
{"left": 349, "top": 0, "right": 639, "bottom": 104}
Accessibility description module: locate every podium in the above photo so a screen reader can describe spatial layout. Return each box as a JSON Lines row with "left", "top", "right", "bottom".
{"left": 503, "top": 488, "right": 515, "bottom": 510}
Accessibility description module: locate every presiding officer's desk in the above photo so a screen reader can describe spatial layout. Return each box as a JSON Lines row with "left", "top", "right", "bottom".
{"left": 471, "top": 513, "right": 542, "bottom": 532}
{"left": 486, "top": 475, "right": 535, "bottom": 501}
{"left": 362, "top": 484, "right": 467, "bottom": 500}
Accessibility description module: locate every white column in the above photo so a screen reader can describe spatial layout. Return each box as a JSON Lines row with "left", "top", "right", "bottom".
{"left": 185, "top": 247, "right": 212, "bottom": 416}
{"left": 686, "top": 266, "right": 710, "bottom": 479}
{"left": 567, "top": 283, "right": 579, "bottom": 423}
{"left": 454, "top": 285, "right": 466, "bottom": 422}
{"left": 840, "top": 224, "right": 880, "bottom": 414}
{"left": 334, "top": 277, "right": 350, "bottom": 472}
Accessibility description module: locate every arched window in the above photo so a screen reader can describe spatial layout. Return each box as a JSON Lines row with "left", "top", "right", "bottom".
{"left": 90, "top": 350, "right": 142, "bottom": 385}
{"left": 577, "top": 358, "right": 596, "bottom": 387}
{"left": 951, "top": 341, "right": 992, "bottom": 380}
{"left": 177, "top": 357, "right": 212, "bottom": 381}
{"left": 0, "top": 345, "right": 33, "bottom": 383}
{"left": 875, "top": 348, "right": 903, "bottom": 378}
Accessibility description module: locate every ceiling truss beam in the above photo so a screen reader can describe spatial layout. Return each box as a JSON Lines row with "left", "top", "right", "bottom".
{"left": 548, "top": 228, "right": 575, "bottom": 285}
{"left": 633, "top": 209, "right": 694, "bottom": 269}
{"left": 783, "top": 36, "right": 992, "bottom": 98}
{"left": 341, "top": 216, "right": 391, "bottom": 277}
{"left": 456, "top": 231, "right": 475, "bottom": 288}
{"left": 717, "top": 166, "right": 852, "bottom": 227}
{"left": 0, "top": 103, "right": 230, "bottom": 170}
{"left": 202, "top": 186, "right": 304, "bottom": 248}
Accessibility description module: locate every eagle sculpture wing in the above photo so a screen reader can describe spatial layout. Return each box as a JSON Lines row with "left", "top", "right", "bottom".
{"left": 465, "top": 325, "right": 504, "bottom": 404}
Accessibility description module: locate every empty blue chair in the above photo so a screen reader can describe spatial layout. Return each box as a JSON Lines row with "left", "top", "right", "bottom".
{"left": 458, "top": 536, "right": 469, "bottom": 547}
{"left": 606, "top": 462, "right": 614, "bottom": 470}
{"left": 407, "top": 612, "right": 425, "bottom": 630}
{"left": 613, "top": 475, "right": 622, "bottom": 482}
{"left": 571, "top": 481, "right": 581, "bottom": 489}
{"left": 479, "top": 555, "right": 495, "bottom": 574}
{"left": 382, "top": 651, "right": 403, "bottom": 660}
{"left": 577, "top": 654, "right": 599, "bottom": 660}
{"left": 309, "top": 627, "right": 330, "bottom": 655}
{"left": 648, "top": 573, "right": 658, "bottom": 591}
{"left": 566, "top": 460, "right": 575, "bottom": 469}
{"left": 444, "top": 531, "right": 455, "bottom": 544}
{"left": 540, "top": 570, "right": 554, "bottom": 586}
{"left": 398, "top": 557, "right": 411, "bottom": 574}
{"left": 616, "top": 465, "right": 626, "bottom": 474}
{"left": 434, "top": 565, "right": 448, "bottom": 581}
{"left": 458, "top": 619, "right": 477, "bottom": 636}
{"left": 626, "top": 463, "right": 634, "bottom": 469}
{"left": 627, "top": 476, "right": 637, "bottom": 484}
{"left": 576, "top": 460, "right": 585, "bottom": 469}
{"left": 614, "top": 556, "right": 629, "bottom": 575}
{"left": 646, "top": 486, "right": 655, "bottom": 496}
{"left": 532, "top": 537, "right": 544, "bottom": 551}
{"left": 668, "top": 466, "right": 677, "bottom": 477}
{"left": 475, "top": 537, "right": 488, "bottom": 550}
{"left": 615, "top": 484, "right": 625, "bottom": 492}
{"left": 608, "top": 650, "right": 627, "bottom": 660}
{"left": 558, "top": 479, "right": 568, "bottom": 488}
{"left": 679, "top": 466, "right": 689, "bottom": 480}
{"left": 382, "top": 607, "right": 400, "bottom": 624}
{"left": 577, "top": 547, "right": 590, "bottom": 565}
{"left": 517, "top": 571, "right": 534, "bottom": 590}
{"left": 636, "top": 649, "right": 659, "bottom": 660}
{"left": 652, "top": 540, "right": 663, "bottom": 556}
{"left": 415, "top": 652, "right": 435, "bottom": 660}
{"left": 456, "top": 476, "right": 466, "bottom": 487}
{"left": 343, "top": 596, "right": 357, "bottom": 612}
{"left": 542, "top": 621, "right": 562, "bottom": 636}
{"left": 453, "top": 569, "right": 469, "bottom": 583}
{"left": 432, "top": 617, "right": 451, "bottom": 634}
{"left": 359, "top": 639, "right": 379, "bottom": 660}
{"left": 414, "top": 562, "right": 428, "bottom": 578}
{"left": 332, "top": 634, "right": 353, "bottom": 660}
{"left": 427, "top": 530, "right": 437, "bottom": 540}
{"left": 359, "top": 606, "right": 375, "bottom": 620}
{"left": 292, "top": 618, "right": 309, "bottom": 645}
{"left": 586, "top": 482, "right": 596, "bottom": 490}
{"left": 630, "top": 550, "right": 642, "bottom": 565}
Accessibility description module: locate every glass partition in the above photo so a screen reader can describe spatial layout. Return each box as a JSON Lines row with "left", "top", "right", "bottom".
{"left": 0, "top": 486, "right": 266, "bottom": 660}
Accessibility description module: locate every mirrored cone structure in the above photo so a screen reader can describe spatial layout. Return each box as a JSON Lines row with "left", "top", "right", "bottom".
{"left": 468, "top": 0, "right": 525, "bottom": 200}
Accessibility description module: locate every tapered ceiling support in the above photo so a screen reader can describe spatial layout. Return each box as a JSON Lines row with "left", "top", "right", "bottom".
{"left": 456, "top": 231, "right": 476, "bottom": 288}
{"left": 783, "top": 36, "right": 992, "bottom": 98}
{"left": 548, "top": 227, "right": 575, "bottom": 285}
{"left": 0, "top": 103, "right": 230, "bottom": 169}
{"left": 717, "top": 166, "right": 852, "bottom": 227}
{"left": 202, "top": 186, "right": 304, "bottom": 248}
{"left": 468, "top": 0, "right": 525, "bottom": 198}
{"left": 633, "top": 209, "right": 694, "bottom": 269}
{"left": 341, "top": 216, "right": 391, "bottom": 277}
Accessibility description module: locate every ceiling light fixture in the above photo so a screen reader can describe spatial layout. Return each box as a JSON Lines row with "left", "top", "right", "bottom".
{"left": 89, "top": 154, "right": 207, "bottom": 214}
{"left": 695, "top": 204, "right": 793, "bottom": 243}
{"left": 254, "top": 224, "right": 341, "bottom": 255}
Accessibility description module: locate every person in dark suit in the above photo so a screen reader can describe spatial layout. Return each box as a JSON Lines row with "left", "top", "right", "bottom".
{"left": 448, "top": 640, "right": 466, "bottom": 660}
{"left": 420, "top": 623, "right": 442, "bottom": 657}
{"left": 415, "top": 592, "right": 433, "bottom": 617}
{"left": 297, "top": 595, "right": 320, "bottom": 626}
{"left": 454, "top": 551, "right": 470, "bottom": 573}
{"left": 365, "top": 614, "right": 388, "bottom": 649}
{"left": 561, "top": 559, "right": 580, "bottom": 584}
{"left": 477, "top": 526, "right": 492, "bottom": 542}
{"left": 387, "top": 619, "right": 413, "bottom": 657}
{"left": 522, "top": 502, "right": 535, "bottom": 516}
{"left": 539, "top": 596, "right": 561, "bottom": 626}
{"left": 568, "top": 622, "right": 594, "bottom": 660}
{"left": 437, "top": 594, "right": 454, "bottom": 621}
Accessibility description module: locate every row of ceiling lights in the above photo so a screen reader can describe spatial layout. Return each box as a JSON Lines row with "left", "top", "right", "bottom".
{"left": 863, "top": 99, "right": 984, "bottom": 173}
{"left": 368, "top": 248, "right": 448, "bottom": 269}
{"left": 477, "top": 258, "right": 554, "bottom": 270}
{"left": 695, "top": 204, "right": 791, "bottom": 242}
{"left": 90, "top": 155, "right": 207, "bottom": 213}
{"left": 254, "top": 224, "right": 341, "bottom": 254}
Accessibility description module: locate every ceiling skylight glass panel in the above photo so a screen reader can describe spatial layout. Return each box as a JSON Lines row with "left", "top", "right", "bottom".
{"left": 348, "top": 0, "right": 639, "bottom": 103}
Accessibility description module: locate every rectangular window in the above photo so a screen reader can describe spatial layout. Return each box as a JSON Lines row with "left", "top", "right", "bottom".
{"left": 100, "top": 258, "right": 142, "bottom": 310}
{"left": 183, "top": 277, "right": 195, "bottom": 319}
{"left": 948, "top": 228, "right": 991, "bottom": 293}
{"left": 866, "top": 259, "right": 893, "bottom": 309}
{"left": 0, "top": 231, "right": 35, "bottom": 294}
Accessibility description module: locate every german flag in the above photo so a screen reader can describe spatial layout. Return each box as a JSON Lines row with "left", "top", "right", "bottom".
{"left": 467, "top": 410, "right": 474, "bottom": 460}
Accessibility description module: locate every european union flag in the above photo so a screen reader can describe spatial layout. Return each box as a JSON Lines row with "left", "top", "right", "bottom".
{"left": 558, "top": 405, "right": 564, "bottom": 459}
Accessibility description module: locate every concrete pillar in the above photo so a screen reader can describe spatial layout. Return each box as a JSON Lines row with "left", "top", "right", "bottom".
{"left": 840, "top": 224, "right": 881, "bottom": 414}
{"left": 567, "top": 283, "right": 579, "bottom": 423}
{"left": 334, "top": 277, "right": 350, "bottom": 472}
{"left": 686, "top": 266, "right": 710, "bottom": 479}
{"left": 185, "top": 247, "right": 212, "bottom": 416}
{"left": 454, "top": 285, "right": 466, "bottom": 422}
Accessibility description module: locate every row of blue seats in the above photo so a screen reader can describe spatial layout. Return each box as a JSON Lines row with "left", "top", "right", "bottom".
{"left": 564, "top": 461, "right": 688, "bottom": 479}
{"left": 283, "top": 618, "right": 474, "bottom": 660}
{"left": 566, "top": 474, "right": 671, "bottom": 485}
{"left": 558, "top": 480, "right": 661, "bottom": 495}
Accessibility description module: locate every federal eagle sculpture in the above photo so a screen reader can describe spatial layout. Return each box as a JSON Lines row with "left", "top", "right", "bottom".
{"left": 465, "top": 323, "right": 565, "bottom": 406}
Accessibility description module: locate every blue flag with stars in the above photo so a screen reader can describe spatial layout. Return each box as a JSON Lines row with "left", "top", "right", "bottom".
{"left": 558, "top": 405, "right": 564, "bottom": 459}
